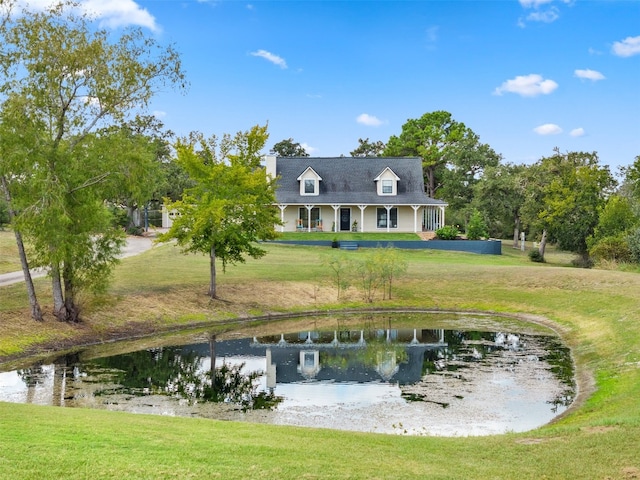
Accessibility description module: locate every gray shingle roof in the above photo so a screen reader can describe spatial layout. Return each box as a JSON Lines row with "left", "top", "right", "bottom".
{"left": 274, "top": 157, "right": 446, "bottom": 206}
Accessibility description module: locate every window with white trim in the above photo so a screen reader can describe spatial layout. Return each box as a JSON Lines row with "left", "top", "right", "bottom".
{"left": 376, "top": 208, "right": 398, "bottom": 228}
{"left": 382, "top": 179, "right": 393, "bottom": 194}
{"left": 298, "top": 207, "right": 320, "bottom": 228}
{"left": 304, "top": 179, "right": 316, "bottom": 194}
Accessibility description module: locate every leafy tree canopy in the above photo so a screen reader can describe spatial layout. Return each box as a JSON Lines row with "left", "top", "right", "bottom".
{"left": 535, "top": 149, "right": 616, "bottom": 259}
{"left": 0, "top": 0, "right": 186, "bottom": 321}
{"left": 349, "top": 138, "right": 386, "bottom": 157}
{"left": 159, "top": 124, "right": 281, "bottom": 299}
{"left": 270, "top": 138, "right": 308, "bottom": 157}
{"left": 383, "top": 111, "right": 486, "bottom": 199}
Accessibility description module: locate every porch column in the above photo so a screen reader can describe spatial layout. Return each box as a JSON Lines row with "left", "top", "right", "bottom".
{"left": 385, "top": 205, "right": 392, "bottom": 233}
{"left": 305, "top": 205, "right": 314, "bottom": 232}
{"left": 440, "top": 206, "right": 446, "bottom": 229}
{"left": 332, "top": 205, "right": 340, "bottom": 233}
{"left": 411, "top": 205, "right": 420, "bottom": 233}
{"left": 358, "top": 205, "right": 367, "bottom": 233}
{"left": 278, "top": 205, "right": 287, "bottom": 232}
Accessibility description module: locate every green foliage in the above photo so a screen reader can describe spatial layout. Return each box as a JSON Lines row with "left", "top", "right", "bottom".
{"left": 528, "top": 248, "right": 545, "bottom": 263}
{"left": 589, "top": 235, "right": 632, "bottom": 263}
{"left": 588, "top": 195, "right": 638, "bottom": 250}
{"left": 0, "top": 197, "right": 9, "bottom": 228}
{"left": 270, "top": 138, "right": 308, "bottom": 157}
{"left": 159, "top": 124, "right": 281, "bottom": 298}
{"left": 435, "top": 225, "right": 459, "bottom": 240}
{"left": 621, "top": 155, "right": 640, "bottom": 201}
{"left": 465, "top": 210, "right": 489, "bottom": 240}
{"left": 627, "top": 227, "right": 640, "bottom": 264}
{"left": 532, "top": 149, "right": 615, "bottom": 256}
{"left": 324, "top": 252, "right": 351, "bottom": 299}
{"left": 323, "top": 246, "right": 408, "bottom": 302}
{"left": 384, "top": 110, "right": 470, "bottom": 197}
{"left": 472, "top": 163, "right": 528, "bottom": 240}
{"left": 349, "top": 137, "right": 386, "bottom": 157}
{"left": 0, "top": 1, "right": 185, "bottom": 321}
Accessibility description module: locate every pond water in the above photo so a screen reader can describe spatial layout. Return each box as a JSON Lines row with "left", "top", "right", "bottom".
{"left": 0, "top": 314, "right": 575, "bottom": 436}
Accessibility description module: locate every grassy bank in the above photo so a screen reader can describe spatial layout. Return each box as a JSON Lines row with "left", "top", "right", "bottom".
{"left": 1, "top": 239, "right": 640, "bottom": 479}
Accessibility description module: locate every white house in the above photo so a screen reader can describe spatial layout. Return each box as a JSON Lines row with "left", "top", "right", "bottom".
{"left": 265, "top": 155, "right": 447, "bottom": 233}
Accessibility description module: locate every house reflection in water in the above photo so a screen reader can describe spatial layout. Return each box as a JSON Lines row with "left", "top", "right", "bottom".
{"left": 228, "top": 328, "right": 449, "bottom": 389}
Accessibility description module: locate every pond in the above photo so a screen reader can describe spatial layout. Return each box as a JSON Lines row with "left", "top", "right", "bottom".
{"left": 0, "top": 313, "right": 575, "bottom": 436}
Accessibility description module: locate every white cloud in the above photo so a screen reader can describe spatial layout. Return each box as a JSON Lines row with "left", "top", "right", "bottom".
{"left": 517, "top": 0, "right": 570, "bottom": 26}
{"left": 525, "top": 7, "right": 559, "bottom": 23}
{"left": 17, "top": 0, "right": 159, "bottom": 31}
{"left": 82, "top": 0, "right": 159, "bottom": 31}
{"left": 356, "top": 113, "right": 383, "bottom": 127}
{"left": 570, "top": 128, "right": 585, "bottom": 137}
{"left": 612, "top": 35, "right": 640, "bottom": 57}
{"left": 153, "top": 110, "right": 167, "bottom": 119}
{"left": 250, "top": 49, "right": 288, "bottom": 69}
{"left": 534, "top": 123, "right": 563, "bottom": 135}
{"left": 494, "top": 74, "right": 558, "bottom": 97}
{"left": 574, "top": 69, "right": 605, "bottom": 81}
{"left": 301, "top": 143, "right": 317, "bottom": 155}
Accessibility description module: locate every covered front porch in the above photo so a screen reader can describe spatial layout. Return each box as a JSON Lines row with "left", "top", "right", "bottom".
{"left": 276, "top": 204, "right": 446, "bottom": 234}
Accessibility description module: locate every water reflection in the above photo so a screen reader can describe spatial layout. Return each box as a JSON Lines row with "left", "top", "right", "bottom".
{"left": 0, "top": 325, "right": 575, "bottom": 436}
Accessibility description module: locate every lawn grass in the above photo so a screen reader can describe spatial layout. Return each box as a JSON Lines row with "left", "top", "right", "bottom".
{"left": 1, "top": 239, "right": 640, "bottom": 479}
{"left": 0, "top": 229, "right": 21, "bottom": 274}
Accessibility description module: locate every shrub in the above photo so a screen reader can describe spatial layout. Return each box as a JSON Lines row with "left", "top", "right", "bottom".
{"left": 466, "top": 210, "right": 489, "bottom": 240}
{"left": 528, "top": 248, "right": 545, "bottom": 263}
{"left": 589, "top": 235, "right": 632, "bottom": 263}
{"left": 627, "top": 227, "right": 640, "bottom": 264}
{"left": 435, "top": 225, "right": 459, "bottom": 240}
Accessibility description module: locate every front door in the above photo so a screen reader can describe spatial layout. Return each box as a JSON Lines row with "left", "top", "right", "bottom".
{"left": 340, "top": 208, "right": 351, "bottom": 231}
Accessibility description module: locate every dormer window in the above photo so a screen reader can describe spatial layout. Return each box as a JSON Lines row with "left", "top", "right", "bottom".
{"left": 375, "top": 167, "right": 400, "bottom": 196}
{"left": 304, "top": 179, "right": 316, "bottom": 194}
{"left": 297, "top": 166, "right": 322, "bottom": 196}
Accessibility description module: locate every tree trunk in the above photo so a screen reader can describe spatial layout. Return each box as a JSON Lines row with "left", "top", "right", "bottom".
{"left": 425, "top": 167, "right": 436, "bottom": 198}
{"left": 51, "top": 263, "right": 68, "bottom": 321}
{"left": 1, "top": 176, "right": 44, "bottom": 321}
{"left": 539, "top": 229, "right": 547, "bottom": 260}
{"left": 63, "top": 262, "right": 80, "bottom": 322}
{"left": 513, "top": 217, "right": 520, "bottom": 249}
{"left": 209, "top": 244, "right": 217, "bottom": 299}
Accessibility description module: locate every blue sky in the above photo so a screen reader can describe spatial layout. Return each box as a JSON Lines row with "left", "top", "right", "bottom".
{"left": 30, "top": 0, "right": 640, "bottom": 171}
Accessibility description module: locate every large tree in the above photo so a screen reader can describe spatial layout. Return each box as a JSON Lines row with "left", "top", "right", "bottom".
{"left": 472, "top": 163, "right": 528, "bottom": 246}
{"left": 0, "top": 95, "right": 44, "bottom": 321}
{"left": 384, "top": 111, "right": 471, "bottom": 198}
{"left": 159, "top": 125, "right": 281, "bottom": 299}
{"left": 270, "top": 138, "right": 308, "bottom": 157}
{"left": 99, "top": 116, "right": 173, "bottom": 232}
{"left": 439, "top": 131, "right": 502, "bottom": 217}
{"left": 0, "top": 1, "right": 185, "bottom": 321}
{"left": 525, "top": 149, "right": 615, "bottom": 263}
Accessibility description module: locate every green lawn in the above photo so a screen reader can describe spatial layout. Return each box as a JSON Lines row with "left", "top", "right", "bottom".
{"left": 1, "top": 239, "right": 640, "bottom": 479}
{"left": 0, "top": 230, "right": 21, "bottom": 274}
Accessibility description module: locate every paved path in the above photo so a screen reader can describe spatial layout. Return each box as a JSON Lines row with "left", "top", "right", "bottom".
{"left": 0, "top": 235, "right": 156, "bottom": 287}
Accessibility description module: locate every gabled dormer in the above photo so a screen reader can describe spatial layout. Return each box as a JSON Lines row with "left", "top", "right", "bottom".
{"left": 297, "top": 166, "right": 322, "bottom": 196}
{"left": 374, "top": 167, "right": 400, "bottom": 196}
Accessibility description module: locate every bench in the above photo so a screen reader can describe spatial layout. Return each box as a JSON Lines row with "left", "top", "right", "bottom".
{"left": 339, "top": 242, "right": 358, "bottom": 250}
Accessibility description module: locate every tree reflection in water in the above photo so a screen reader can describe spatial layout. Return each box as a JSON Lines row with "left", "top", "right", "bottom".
{"left": 39, "top": 335, "right": 282, "bottom": 412}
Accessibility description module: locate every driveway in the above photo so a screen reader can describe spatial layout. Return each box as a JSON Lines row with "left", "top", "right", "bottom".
{"left": 0, "top": 235, "right": 156, "bottom": 287}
